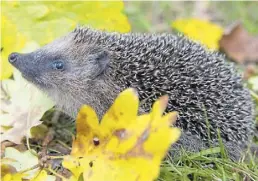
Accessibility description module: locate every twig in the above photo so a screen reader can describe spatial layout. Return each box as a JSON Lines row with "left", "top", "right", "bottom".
{"left": 41, "top": 128, "right": 55, "bottom": 154}
{"left": 29, "top": 144, "right": 63, "bottom": 154}
{"left": 38, "top": 128, "right": 55, "bottom": 168}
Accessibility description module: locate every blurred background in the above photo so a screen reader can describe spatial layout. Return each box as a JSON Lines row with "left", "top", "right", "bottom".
{"left": 125, "top": 1, "right": 258, "bottom": 33}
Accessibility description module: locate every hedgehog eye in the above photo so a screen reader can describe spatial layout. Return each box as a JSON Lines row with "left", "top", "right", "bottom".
{"left": 52, "top": 61, "right": 64, "bottom": 70}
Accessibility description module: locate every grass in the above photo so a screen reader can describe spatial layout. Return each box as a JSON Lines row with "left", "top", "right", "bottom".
{"left": 157, "top": 128, "right": 258, "bottom": 180}
{"left": 156, "top": 105, "right": 258, "bottom": 180}
{"left": 160, "top": 149, "right": 258, "bottom": 181}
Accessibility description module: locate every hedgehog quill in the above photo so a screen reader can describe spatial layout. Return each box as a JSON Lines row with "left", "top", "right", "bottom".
{"left": 8, "top": 27, "right": 255, "bottom": 160}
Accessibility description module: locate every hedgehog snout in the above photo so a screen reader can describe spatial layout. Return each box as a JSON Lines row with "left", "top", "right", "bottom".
{"left": 8, "top": 52, "right": 20, "bottom": 63}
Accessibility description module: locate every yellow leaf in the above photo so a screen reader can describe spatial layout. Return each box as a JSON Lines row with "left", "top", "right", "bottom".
{"left": 63, "top": 88, "right": 181, "bottom": 181}
{"left": 1, "top": 1, "right": 130, "bottom": 48}
{"left": 0, "top": 58, "right": 13, "bottom": 80}
{"left": 1, "top": 16, "right": 26, "bottom": 80}
{"left": 171, "top": 18, "right": 223, "bottom": 50}
{"left": 1, "top": 164, "right": 17, "bottom": 180}
{"left": 2, "top": 172, "right": 23, "bottom": 181}
{"left": 1, "top": 168, "right": 55, "bottom": 181}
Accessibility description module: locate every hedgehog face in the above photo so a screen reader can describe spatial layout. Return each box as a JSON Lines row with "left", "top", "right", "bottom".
{"left": 8, "top": 32, "right": 110, "bottom": 93}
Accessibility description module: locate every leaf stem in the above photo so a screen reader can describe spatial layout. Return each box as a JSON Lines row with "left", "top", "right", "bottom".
{"left": 26, "top": 137, "right": 38, "bottom": 157}
{"left": 250, "top": 90, "right": 258, "bottom": 101}
{"left": 45, "top": 167, "right": 68, "bottom": 181}
{"left": 56, "top": 140, "right": 72, "bottom": 150}
{"left": 28, "top": 144, "right": 62, "bottom": 153}
{"left": 49, "top": 155, "right": 67, "bottom": 159}
{"left": 19, "top": 164, "right": 40, "bottom": 174}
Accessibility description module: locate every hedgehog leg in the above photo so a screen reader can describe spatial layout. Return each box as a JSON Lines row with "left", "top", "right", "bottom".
{"left": 223, "top": 142, "right": 244, "bottom": 161}
{"left": 167, "top": 131, "right": 244, "bottom": 161}
{"left": 168, "top": 131, "right": 207, "bottom": 158}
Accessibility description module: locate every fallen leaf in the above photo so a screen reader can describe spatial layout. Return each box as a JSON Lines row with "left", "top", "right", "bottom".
{"left": 219, "top": 22, "right": 258, "bottom": 64}
{"left": 1, "top": 164, "right": 17, "bottom": 178}
{"left": 0, "top": 15, "right": 26, "bottom": 80}
{"left": 2, "top": 147, "right": 38, "bottom": 177}
{"left": 1, "top": 171, "right": 23, "bottom": 181}
{"left": 171, "top": 18, "right": 223, "bottom": 50}
{"left": 0, "top": 69, "right": 54, "bottom": 144}
{"left": 1, "top": 147, "right": 56, "bottom": 181}
{"left": 63, "top": 88, "right": 181, "bottom": 181}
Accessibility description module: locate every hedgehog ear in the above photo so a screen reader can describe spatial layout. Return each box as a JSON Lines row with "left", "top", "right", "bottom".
{"left": 88, "top": 49, "right": 110, "bottom": 76}
{"left": 95, "top": 50, "right": 109, "bottom": 73}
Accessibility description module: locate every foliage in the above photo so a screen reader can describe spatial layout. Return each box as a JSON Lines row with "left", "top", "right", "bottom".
{"left": 1, "top": 147, "right": 55, "bottom": 181}
{"left": 63, "top": 88, "right": 180, "bottom": 181}
{"left": 171, "top": 18, "right": 223, "bottom": 50}
{"left": 1, "top": 88, "right": 181, "bottom": 181}
{"left": 1, "top": 16, "right": 26, "bottom": 79}
{"left": 1, "top": 1, "right": 131, "bottom": 79}
{"left": 0, "top": 69, "right": 54, "bottom": 144}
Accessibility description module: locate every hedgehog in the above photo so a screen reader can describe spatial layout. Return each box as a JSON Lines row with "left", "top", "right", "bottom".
{"left": 8, "top": 27, "right": 255, "bottom": 160}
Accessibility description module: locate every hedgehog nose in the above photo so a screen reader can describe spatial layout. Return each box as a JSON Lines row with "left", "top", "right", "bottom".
{"left": 8, "top": 52, "right": 19, "bottom": 63}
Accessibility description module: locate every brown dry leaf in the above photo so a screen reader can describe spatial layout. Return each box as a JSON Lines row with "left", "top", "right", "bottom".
{"left": 219, "top": 22, "right": 258, "bottom": 64}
